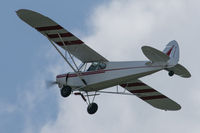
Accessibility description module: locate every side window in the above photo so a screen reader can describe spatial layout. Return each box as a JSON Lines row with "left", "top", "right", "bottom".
{"left": 99, "top": 62, "right": 106, "bottom": 69}
{"left": 87, "top": 62, "right": 106, "bottom": 71}
{"left": 87, "top": 62, "right": 98, "bottom": 71}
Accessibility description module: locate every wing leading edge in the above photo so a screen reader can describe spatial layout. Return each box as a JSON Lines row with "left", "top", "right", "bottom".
{"left": 121, "top": 80, "right": 181, "bottom": 111}
{"left": 16, "top": 9, "right": 108, "bottom": 63}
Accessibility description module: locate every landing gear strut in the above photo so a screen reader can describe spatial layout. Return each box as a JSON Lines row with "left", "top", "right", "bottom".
{"left": 84, "top": 92, "right": 99, "bottom": 114}
{"left": 60, "top": 85, "right": 72, "bottom": 97}
{"left": 74, "top": 91, "right": 99, "bottom": 114}
{"left": 168, "top": 71, "right": 174, "bottom": 76}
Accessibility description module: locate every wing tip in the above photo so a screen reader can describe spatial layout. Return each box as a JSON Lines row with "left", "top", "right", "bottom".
{"left": 16, "top": 9, "right": 29, "bottom": 16}
{"left": 163, "top": 104, "right": 181, "bottom": 111}
{"left": 16, "top": 9, "right": 39, "bottom": 19}
{"left": 16, "top": 9, "right": 32, "bottom": 20}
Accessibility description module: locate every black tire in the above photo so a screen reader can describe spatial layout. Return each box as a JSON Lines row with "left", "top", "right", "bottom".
{"left": 87, "top": 103, "right": 98, "bottom": 114}
{"left": 60, "top": 86, "right": 72, "bottom": 97}
{"left": 168, "top": 71, "right": 174, "bottom": 76}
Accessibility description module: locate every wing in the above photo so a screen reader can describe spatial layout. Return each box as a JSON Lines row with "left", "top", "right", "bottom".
{"left": 120, "top": 79, "right": 181, "bottom": 111}
{"left": 16, "top": 9, "right": 108, "bottom": 63}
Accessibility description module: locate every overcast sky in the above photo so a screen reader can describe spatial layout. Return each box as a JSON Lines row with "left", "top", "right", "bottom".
{"left": 1, "top": 0, "right": 200, "bottom": 133}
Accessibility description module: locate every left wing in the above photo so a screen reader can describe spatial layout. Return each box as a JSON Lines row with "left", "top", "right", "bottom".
{"left": 16, "top": 9, "right": 108, "bottom": 63}
{"left": 121, "top": 79, "right": 181, "bottom": 111}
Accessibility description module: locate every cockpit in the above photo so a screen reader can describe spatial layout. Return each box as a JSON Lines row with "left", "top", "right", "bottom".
{"left": 87, "top": 62, "right": 106, "bottom": 71}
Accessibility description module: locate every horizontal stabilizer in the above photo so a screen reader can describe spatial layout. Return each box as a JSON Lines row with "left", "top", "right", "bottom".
{"left": 142, "top": 46, "right": 170, "bottom": 63}
{"left": 166, "top": 64, "right": 191, "bottom": 78}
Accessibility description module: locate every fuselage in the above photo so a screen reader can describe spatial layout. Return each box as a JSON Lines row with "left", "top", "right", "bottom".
{"left": 56, "top": 61, "right": 164, "bottom": 91}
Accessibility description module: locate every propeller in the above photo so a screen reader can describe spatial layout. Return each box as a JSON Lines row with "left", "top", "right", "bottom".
{"left": 45, "top": 80, "right": 57, "bottom": 89}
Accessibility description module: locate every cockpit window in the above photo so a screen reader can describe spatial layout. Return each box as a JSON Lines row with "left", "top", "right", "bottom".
{"left": 99, "top": 62, "right": 106, "bottom": 69}
{"left": 87, "top": 62, "right": 106, "bottom": 71}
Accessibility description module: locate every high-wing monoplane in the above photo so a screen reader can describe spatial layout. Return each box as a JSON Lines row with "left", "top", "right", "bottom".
{"left": 17, "top": 9, "right": 191, "bottom": 114}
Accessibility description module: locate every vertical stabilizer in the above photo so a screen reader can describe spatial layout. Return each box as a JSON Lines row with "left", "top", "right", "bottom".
{"left": 163, "top": 40, "right": 179, "bottom": 66}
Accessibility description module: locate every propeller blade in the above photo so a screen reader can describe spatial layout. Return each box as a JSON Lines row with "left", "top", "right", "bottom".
{"left": 45, "top": 80, "right": 57, "bottom": 89}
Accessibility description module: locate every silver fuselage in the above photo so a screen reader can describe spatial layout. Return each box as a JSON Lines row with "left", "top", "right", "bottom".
{"left": 56, "top": 61, "right": 164, "bottom": 91}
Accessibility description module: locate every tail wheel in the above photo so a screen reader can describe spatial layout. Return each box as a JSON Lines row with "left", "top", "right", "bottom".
{"left": 87, "top": 103, "right": 98, "bottom": 114}
{"left": 60, "top": 86, "right": 72, "bottom": 97}
{"left": 168, "top": 71, "right": 174, "bottom": 76}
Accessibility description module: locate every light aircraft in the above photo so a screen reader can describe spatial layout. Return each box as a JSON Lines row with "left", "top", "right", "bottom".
{"left": 16, "top": 9, "right": 191, "bottom": 114}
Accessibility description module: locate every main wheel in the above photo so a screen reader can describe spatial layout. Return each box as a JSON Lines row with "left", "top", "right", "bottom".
{"left": 168, "top": 71, "right": 174, "bottom": 76}
{"left": 60, "top": 86, "right": 72, "bottom": 97}
{"left": 87, "top": 103, "right": 98, "bottom": 114}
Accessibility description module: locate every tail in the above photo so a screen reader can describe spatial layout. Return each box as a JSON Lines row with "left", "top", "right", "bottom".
{"left": 163, "top": 40, "right": 179, "bottom": 66}
{"left": 142, "top": 40, "right": 191, "bottom": 78}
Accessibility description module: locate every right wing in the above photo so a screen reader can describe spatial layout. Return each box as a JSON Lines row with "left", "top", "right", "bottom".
{"left": 121, "top": 79, "right": 181, "bottom": 111}
{"left": 16, "top": 9, "right": 108, "bottom": 63}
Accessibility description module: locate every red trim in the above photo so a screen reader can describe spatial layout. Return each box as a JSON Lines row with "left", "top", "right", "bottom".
{"left": 104, "top": 65, "right": 162, "bottom": 72}
{"left": 120, "top": 83, "right": 145, "bottom": 87}
{"left": 47, "top": 32, "right": 73, "bottom": 38}
{"left": 130, "top": 89, "right": 156, "bottom": 93}
{"left": 35, "top": 25, "right": 63, "bottom": 31}
{"left": 56, "top": 65, "right": 163, "bottom": 79}
{"left": 140, "top": 95, "right": 167, "bottom": 100}
{"left": 56, "top": 74, "right": 67, "bottom": 78}
{"left": 56, "top": 70, "right": 105, "bottom": 78}
{"left": 166, "top": 46, "right": 174, "bottom": 56}
{"left": 56, "top": 40, "right": 83, "bottom": 46}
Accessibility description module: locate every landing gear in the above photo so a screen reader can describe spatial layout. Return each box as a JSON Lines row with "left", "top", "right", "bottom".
{"left": 168, "top": 71, "right": 174, "bottom": 76}
{"left": 87, "top": 103, "right": 98, "bottom": 114}
{"left": 76, "top": 91, "right": 99, "bottom": 114}
{"left": 60, "top": 85, "right": 72, "bottom": 97}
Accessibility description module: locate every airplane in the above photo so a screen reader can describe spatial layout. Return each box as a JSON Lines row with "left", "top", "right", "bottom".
{"left": 16, "top": 9, "right": 191, "bottom": 114}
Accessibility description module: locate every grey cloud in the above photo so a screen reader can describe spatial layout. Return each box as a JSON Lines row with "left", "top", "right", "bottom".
{"left": 39, "top": 0, "right": 200, "bottom": 133}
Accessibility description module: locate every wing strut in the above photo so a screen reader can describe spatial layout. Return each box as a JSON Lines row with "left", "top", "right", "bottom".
{"left": 45, "top": 34, "right": 87, "bottom": 86}
{"left": 56, "top": 32, "right": 79, "bottom": 71}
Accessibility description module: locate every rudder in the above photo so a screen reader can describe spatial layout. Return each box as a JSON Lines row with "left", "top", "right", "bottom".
{"left": 163, "top": 40, "right": 179, "bottom": 66}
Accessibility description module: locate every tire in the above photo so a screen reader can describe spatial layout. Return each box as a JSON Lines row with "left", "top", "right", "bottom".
{"left": 87, "top": 103, "right": 98, "bottom": 114}
{"left": 168, "top": 71, "right": 174, "bottom": 76}
{"left": 60, "top": 86, "right": 72, "bottom": 97}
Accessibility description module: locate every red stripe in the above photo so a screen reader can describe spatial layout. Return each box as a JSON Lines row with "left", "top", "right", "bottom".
{"left": 47, "top": 33, "right": 73, "bottom": 38}
{"left": 56, "top": 74, "right": 67, "bottom": 78}
{"left": 130, "top": 89, "right": 156, "bottom": 93}
{"left": 121, "top": 83, "right": 146, "bottom": 87}
{"left": 56, "top": 70, "right": 105, "bottom": 78}
{"left": 140, "top": 95, "right": 167, "bottom": 100}
{"left": 69, "top": 70, "right": 105, "bottom": 77}
{"left": 56, "top": 40, "right": 83, "bottom": 46}
{"left": 166, "top": 46, "right": 174, "bottom": 56}
{"left": 35, "top": 25, "right": 63, "bottom": 31}
{"left": 56, "top": 65, "right": 164, "bottom": 79}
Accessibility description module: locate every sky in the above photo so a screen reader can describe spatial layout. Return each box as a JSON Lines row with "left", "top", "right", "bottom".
{"left": 1, "top": 0, "right": 200, "bottom": 133}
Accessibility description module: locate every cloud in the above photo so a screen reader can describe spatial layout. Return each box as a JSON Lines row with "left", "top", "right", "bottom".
{"left": 0, "top": 102, "right": 16, "bottom": 114}
{"left": 38, "top": 0, "right": 200, "bottom": 133}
